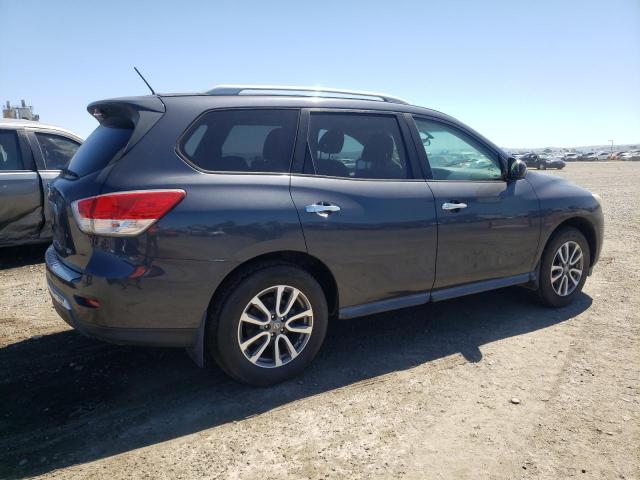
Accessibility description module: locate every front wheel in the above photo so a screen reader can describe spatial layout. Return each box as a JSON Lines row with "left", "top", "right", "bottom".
{"left": 208, "top": 265, "right": 328, "bottom": 386}
{"left": 536, "top": 227, "right": 590, "bottom": 307}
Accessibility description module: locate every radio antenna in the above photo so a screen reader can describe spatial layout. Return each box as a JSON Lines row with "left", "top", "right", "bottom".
{"left": 133, "top": 66, "right": 156, "bottom": 95}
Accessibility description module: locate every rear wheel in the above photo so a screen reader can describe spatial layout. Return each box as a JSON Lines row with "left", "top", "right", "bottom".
{"left": 536, "top": 227, "right": 590, "bottom": 307}
{"left": 207, "top": 265, "right": 328, "bottom": 386}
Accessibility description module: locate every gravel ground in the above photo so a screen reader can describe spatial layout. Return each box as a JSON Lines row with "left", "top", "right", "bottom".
{"left": 1, "top": 162, "right": 638, "bottom": 480}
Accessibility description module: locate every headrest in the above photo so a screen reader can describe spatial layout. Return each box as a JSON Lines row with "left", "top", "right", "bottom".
{"left": 318, "top": 130, "right": 344, "bottom": 154}
{"left": 262, "top": 128, "right": 288, "bottom": 161}
{"left": 362, "top": 133, "right": 393, "bottom": 163}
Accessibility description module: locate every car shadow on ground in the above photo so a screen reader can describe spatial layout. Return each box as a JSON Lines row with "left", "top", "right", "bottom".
{"left": 0, "top": 287, "right": 592, "bottom": 478}
{"left": 0, "top": 244, "right": 48, "bottom": 270}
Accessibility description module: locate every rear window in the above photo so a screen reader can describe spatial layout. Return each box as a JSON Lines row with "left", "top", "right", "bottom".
{"left": 179, "top": 109, "right": 299, "bottom": 173}
{"left": 67, "top": 121, "right": 132, "bottom": 177}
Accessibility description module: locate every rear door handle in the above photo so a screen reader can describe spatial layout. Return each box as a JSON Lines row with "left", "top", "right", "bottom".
{"left": 305, "top": 202, "right": 341, "bottom": 218}
{"left": 442, "top": 202, "right": 468, "bottom": 211}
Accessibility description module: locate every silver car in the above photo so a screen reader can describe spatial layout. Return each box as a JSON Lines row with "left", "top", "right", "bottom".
{"left": 0, "top": 119, "right": 82, "bottom": 247}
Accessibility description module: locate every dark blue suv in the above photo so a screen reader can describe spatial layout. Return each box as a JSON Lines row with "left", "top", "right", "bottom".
{"left": 46, "top": 86, "right": 604, "bottom": 385}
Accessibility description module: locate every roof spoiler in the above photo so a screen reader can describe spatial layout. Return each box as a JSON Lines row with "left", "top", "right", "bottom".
{"left": 86, "top": 96, "right": 165, "bottom": 155}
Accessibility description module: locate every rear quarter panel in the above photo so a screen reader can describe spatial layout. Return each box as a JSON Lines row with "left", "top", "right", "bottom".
{"left": 92, "top": 104, "right": 307, "bottom": 330}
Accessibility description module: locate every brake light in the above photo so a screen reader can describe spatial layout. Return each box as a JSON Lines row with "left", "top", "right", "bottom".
{"left": 71, "top": 189, "right": 186, "bottom": 236}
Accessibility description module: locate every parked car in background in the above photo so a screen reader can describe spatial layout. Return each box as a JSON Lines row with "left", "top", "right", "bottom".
{"left": 595, "top": 152, "right": 611, "bottom": 161}
{"left": 0, "top": 119, "right": 82, "bottom": 247}
{"left": 563, "top": 152, "right": 581, "bottom": 161}
{"left": 620, "top": 150, "right": 640, "bottom": 161}
{"left": 537, "top": 155, "right": 566, "bottom": 170}
{"left": 580, "top": 152, "right": 597, "bottom": 161}
{"left": 519, "top": 152, "right": 541, "bottom": 168}
{"left": 45, "top": 85, "right": 603, "bottom": 386}
{"left": 519, "top": 152, "right": 565, "bottom": 169}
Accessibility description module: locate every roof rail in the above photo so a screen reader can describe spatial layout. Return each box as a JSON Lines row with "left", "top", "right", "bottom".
{"left": 205, "top": 85, "right": 408, "bottom": 105}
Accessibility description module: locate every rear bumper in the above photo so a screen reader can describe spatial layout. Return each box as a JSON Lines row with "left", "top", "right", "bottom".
{"left": 45, "top": 245, "right": 210, "bottom": 347}
{"left": 47, "top": 283, "right": 196, "bottom": 346}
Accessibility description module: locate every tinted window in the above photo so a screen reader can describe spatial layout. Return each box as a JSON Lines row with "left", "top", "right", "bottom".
{"left": 35, "top": 133, "right": 80, "bottom": 170}
{"left": 0, "top": 130, "right": 24, "bottom": 170}
{"left": 67, "top": 122, "right": 132, "bottom": 177}
{"left": 413, "top": 117, "right": 502, "bottom": 181}
{"left": 180, "top": 109, "right": 299, "bottom": 173}
{"left": 307, "top": 113, "right": 410, "bottom": 179}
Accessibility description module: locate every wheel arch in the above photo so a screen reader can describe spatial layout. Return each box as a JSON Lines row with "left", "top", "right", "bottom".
{"left": 207, "top": 250, "right": 339, "bottom": 321}
{"left": 545, "top": 216, "right": 598, "bottom": 267}
{"left": 186, "top": 251, "right": 339, "bottom": 368}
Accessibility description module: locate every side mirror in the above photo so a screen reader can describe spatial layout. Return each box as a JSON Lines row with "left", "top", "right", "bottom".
{"left": 508, "top": 157, "right": 527, "bottom": 181}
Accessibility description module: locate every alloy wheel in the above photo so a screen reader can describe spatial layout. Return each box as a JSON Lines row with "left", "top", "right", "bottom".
{"left": 237, "top": 285, "right": 313, "bottom": 368}
{"left": 550, "top": 241, "right": 583, "bottom": 296}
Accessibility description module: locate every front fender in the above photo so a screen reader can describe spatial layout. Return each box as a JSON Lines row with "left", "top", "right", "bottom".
{"left": 526, "top": 171, "right": 604, "bottom": 272}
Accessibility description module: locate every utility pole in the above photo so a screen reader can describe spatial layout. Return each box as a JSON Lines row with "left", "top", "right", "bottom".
{"left": 609, "top": 139, "right": 614, "bottom": 153}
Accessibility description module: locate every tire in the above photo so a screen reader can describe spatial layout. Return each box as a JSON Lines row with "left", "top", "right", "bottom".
{"left": 536, "top": 227, "right": 590, "bottom": 307}
{"left": 207, "top": 264, "right": 328, "bottom": 386}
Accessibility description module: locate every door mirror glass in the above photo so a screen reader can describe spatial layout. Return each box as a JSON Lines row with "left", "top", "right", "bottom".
{"left": 508, "top": 157, "right": 527, "bottom": 180}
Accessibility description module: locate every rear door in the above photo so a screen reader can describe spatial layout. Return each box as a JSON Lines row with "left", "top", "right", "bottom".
{"left": 0, "top": 127, "right": 43, "bottom": 246}
{"left": 27, "top": 130, "right": 81, "bottom": 239}
{"left": 289, "top": 110, "right": 437, "bottom": 314}
{"left": 409, "top": 115, "right": 540, "bottom": 292}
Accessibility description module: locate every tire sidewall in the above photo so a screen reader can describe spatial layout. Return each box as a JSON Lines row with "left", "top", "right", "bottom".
{"left": 538, "top": 227, "right": 590, "bottom": 307}
{"left": 211, "top": 266, "right": 328, "bottom": 386}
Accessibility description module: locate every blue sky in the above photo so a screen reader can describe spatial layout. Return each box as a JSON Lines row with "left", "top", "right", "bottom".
{"left": 1, "top": 0, "right": 638, "bottom": 148}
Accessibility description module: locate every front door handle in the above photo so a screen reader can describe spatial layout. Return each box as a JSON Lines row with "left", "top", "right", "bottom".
{"left": 442, "top": 202, "right": 468, "bottom": 211}
{"left": 305, "top": 202, "right": 341, "bottom": 218}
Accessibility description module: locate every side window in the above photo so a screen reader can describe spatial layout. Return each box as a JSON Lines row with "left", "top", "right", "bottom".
{"left": 35, "top": 133, "right": 81, "bottom": 170}
{"left": 307, "top": 113, "right": 410, "bottom": 179}
{"left": 0, "top": 130, "right": 24, "bottom": 171}
{"left": 413, "top": 117, "right": 503, "bottom": 181}
{"left": 180, "top": 109, "right": 299, "bottom": 173}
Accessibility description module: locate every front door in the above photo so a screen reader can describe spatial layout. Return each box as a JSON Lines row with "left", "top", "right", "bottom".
{"left": 410, "top": 116, "right": 541, "bottom": 290}
{"left": 0, "top": 128, "right": 43, "bottom": 246}
{"left": 290, "top": 110, "right": 438, "bottom": 312}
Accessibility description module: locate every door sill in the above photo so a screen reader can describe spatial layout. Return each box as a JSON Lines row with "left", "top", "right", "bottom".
{"left": 338, "top": 273, "right": 533, "bottom": 319}
{"left": 430, "top": 273, "right": 531, "bottom": 302}
{"left": 339, "top": 292, "right": 430, "bottom": 319}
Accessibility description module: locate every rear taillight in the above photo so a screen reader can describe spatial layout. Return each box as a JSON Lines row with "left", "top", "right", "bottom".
{"left": 71, "top": 189, "right": 186, "bottom": 236}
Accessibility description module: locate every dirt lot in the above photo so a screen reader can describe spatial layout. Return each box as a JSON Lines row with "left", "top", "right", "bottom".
{"left": 1, "top": 162, "right": 638, "bottom": 480}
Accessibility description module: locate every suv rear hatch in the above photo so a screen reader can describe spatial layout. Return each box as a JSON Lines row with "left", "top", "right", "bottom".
{"left": 48, "top": 96, "right": 165, "bottom": 271}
